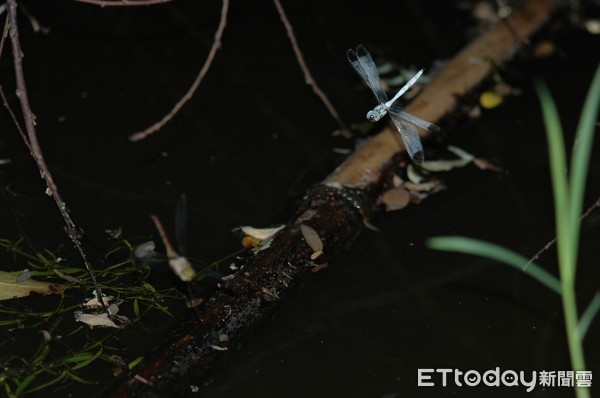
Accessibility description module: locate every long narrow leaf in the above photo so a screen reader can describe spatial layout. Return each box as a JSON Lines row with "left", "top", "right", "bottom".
{"left": 579, "top": 291, "right": 600, "bottom": 340}
{"left": 569, "top": 64, "right": 600, "bottom": 266}
{"left": 427, "top": 236, "right": 562, "bottom": 294}
{"left": 534, "top": 80, "right": 572, "bottom": 282}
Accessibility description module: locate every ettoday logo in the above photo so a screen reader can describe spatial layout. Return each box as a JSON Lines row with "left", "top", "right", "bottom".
{"left": 418, "top": 368, "right": 593, "bottom": 392}
{"left": 418, "top": 368, "right": 537, "bottom": 392}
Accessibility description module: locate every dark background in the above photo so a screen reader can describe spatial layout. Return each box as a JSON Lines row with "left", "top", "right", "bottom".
{"left": 0, "top": 0, "right": 599, "bottom": 397}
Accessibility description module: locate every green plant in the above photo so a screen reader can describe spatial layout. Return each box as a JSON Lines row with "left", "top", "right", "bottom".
{"left": 427, "top": 63, "right": 600, "bottom": 398}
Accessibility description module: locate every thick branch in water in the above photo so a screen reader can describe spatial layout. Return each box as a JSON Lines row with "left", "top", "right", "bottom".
{"left": 101, "top": 0, "right": 556, "bottom": 396}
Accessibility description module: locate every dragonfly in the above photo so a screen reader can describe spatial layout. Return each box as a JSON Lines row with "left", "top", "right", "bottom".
{"left": 347, "top": 45, "right": 440, "bottom": 164}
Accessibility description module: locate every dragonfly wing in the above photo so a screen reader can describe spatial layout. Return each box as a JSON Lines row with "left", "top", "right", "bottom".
{"left": 389, "top": 111, "right": 424, "bottom": 164}
{"left": 389, "top": 106, "right": 440, "bottom": 132}
{"left": 347, "top": 45, "right": 388, "bottom": 104}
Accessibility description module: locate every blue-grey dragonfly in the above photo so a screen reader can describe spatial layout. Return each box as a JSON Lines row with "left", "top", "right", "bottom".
{"left": 347, "top": 45, "right": 440, "bottom": 164}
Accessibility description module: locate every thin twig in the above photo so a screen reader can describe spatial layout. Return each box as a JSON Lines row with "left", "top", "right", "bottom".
{"left": 6, "top": 0, "right": 106, "bottom": 310}
{"left": 272, "top": 0, "right": 349, "bottom": 134}
{"left": 129, "top": 0, "right": 230, "bottom": 142}
{"left": 526, "top": 196, "right": 600, "bottom": 267}
{"left": 71, "top": 0, "right": 175, "bottom": 6}
{"left": 0, "top": 14, "right": 9, "bottom": 60}
{"left": 0, "top": 86, "right": 32, "bottom": 152}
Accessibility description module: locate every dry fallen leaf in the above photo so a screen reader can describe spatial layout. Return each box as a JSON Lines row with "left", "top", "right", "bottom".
{"left": 0, "top": 270, "right": 66, "bottom": 301}
{"left": 239, "top": 225, "right": 285, "bottom": 241}
{"left": 381, "top": 188, "right": 411, "bottom": 211}
{"left": 74, "top": 312, "right": 121, "bottom": 329}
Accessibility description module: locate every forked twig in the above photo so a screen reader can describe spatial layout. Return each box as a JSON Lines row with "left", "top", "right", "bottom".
{"left": 5, "top": 0, "right": 106, "bottom": 310}
{"left": 129, "top": 0, "right": 230, "bottom": 142}
{"left": 526, "top": 196, "right": 600, "bottom": 267}
{"left": 272, "top": 0, "right": 349, "bottom": 134}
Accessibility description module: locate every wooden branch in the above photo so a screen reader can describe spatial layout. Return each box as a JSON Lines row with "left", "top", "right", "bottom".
{"left": 327, "top": 0, "right": 556, "bottom": 188}
{"left": 101, "top": 0, "right": 556, "bottom": 396}
{"left": 71, "top": 0, "right": 176, "bottom": 6}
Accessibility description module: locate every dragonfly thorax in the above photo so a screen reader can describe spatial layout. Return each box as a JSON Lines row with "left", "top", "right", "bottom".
{"left": 367, "top": 104, "right": 388, "bottom": 122}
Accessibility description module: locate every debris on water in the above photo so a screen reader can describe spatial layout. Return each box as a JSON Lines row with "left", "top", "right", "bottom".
{"left": 300, "top": 224, "right": 324, "bottom": 259}
{"left": 532, "top": 40, "right": 557, "bottom": 58}
{"left": 219, "top": 334, "right": 229, "bottom": 342}
{"left": 186, "top": 298, "right": 204, "bottom": 308}
{"left": 134, "top": 374, "right": 149, "bottom": 384}
{"left": 16, "top": 269, "right": 33, "bottom": 283}
{"left": 311, "top": 263, "right": 329, "bottom": 273}
{"left": 74, "top": 311, "right": 121, "bottom": 329}
{"left": 41, "top": 329, "right": 52, "bottom": 342}
{"left": 84, "top": 295, "right": 113, "bottom": 307}
{"left": 381, "top": 188, "right": 410, "bottom": 211}
{"left": 241, "top": 235, "right": 262, "bottom": 248}
{"left": 210, "top": 345, "right": 228, "bottom": 351}
{"left": 585, "top": 19, "right": 600, "bottom": 34}
{"left": 105, "top": 227, "right": 123, "bottom": 239}
{"left": 480, "top": 82, "right": 522, "bottom": 109}
{"left": 406, "top": 164, "right": 426, "bottom": 184}
{"left": 480, "top": 90, "right": 503, "bottom": 109}
{"left": 239, "top": 225, "right": 285, "bottom": 241}
{"left": 107, "top": 304, "right": 120, "bottom": 315}
{"left": 133, "top": 241, "right": 156, "bottom": 259}
{"left": 262, "top": 287, "right": 280, "bottom": 300}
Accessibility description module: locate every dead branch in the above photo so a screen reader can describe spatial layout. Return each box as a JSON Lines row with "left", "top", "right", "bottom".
{"left": 71, "top": 0, "right": 176, "bottom": 6}
{"left": 273, "top": 0, "right": 349, "bottom": 134}
{"left": 101, "top": 0, "right": 556, "bottom": 396}
{"left": 327, "top": 0, "right": 556, "bottom": 188}
{"left": 128, "top": 0, "right": 229, "bottom": 142}
{"left": 5, "top": 0, "right": 106, "bottom": 310}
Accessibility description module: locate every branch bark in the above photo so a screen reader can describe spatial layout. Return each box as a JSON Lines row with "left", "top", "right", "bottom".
{"left": 101, "top": 0, "right": 556, "bottom": 396}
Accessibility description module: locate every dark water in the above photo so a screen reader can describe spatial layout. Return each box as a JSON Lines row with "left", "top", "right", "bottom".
{"left": 0, "top": 1, "right": 599, "bottom": 397}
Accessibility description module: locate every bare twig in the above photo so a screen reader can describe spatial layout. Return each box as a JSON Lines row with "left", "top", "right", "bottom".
{"left": 129, "top": 0, "right": 230, "bottom": 142}
{"left": 272, "top": 0, "right": 349, "bottom": 134}
{"left": 526, "top": 196, "right": 600, "bottom": 267}
{"left": 0, "top": 14, "right": 9, "bottom": 60}
{"left": 0, "top": 86, "right": 32, "bottom": 152}
{"left": 71, "top": 0, "right": 176, "bottom": 6}
{"left": 6, "top": 0, "right": 106, "bottom": 310}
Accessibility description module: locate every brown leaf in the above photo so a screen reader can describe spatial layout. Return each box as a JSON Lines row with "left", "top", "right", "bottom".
{"left": 0, "top": 270, "right": 66, "bottom": 301}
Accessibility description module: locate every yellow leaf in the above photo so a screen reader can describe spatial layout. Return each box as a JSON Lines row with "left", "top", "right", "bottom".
{"left": 0, "top": 270, "right": 66, "bottom": 301}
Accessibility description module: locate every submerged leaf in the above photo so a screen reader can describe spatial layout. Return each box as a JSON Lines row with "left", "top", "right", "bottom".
{"left": 381, "top": 188, "right": 410, "bottom": 211}
{"left": 133, "top": 241, "right": 156, "bottom": 259}
{"left": 0, "top": 270, "right": 66, "bottom": 301}
{"left": 74, "top": 311, "right": 120, "bottom": 329}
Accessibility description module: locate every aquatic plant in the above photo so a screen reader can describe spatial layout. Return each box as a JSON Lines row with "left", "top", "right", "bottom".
{"left": 428, "top": 63, "right": 600, "bottom": 398}
{"left": 0, "top": 236, "right": 185, "bottom": 397}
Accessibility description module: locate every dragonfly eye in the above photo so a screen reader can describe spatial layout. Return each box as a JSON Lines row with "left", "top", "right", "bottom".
{"left": 367, "top": 110, "right": 379, "bottom": 122}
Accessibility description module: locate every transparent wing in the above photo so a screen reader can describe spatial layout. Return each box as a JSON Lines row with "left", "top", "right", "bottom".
{"left": 389, "top": 111, "right": 424, "bottom": 164}
{"left": 347, "top": 45, "right": 388, "bottom": 104}
{"left": 389, "top": 106, "right": 440, "bottom": 132}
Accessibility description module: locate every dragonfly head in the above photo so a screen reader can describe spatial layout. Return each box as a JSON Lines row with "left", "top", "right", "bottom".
{"left": 366, "top": 110, "right": 381, "bottom": 122}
